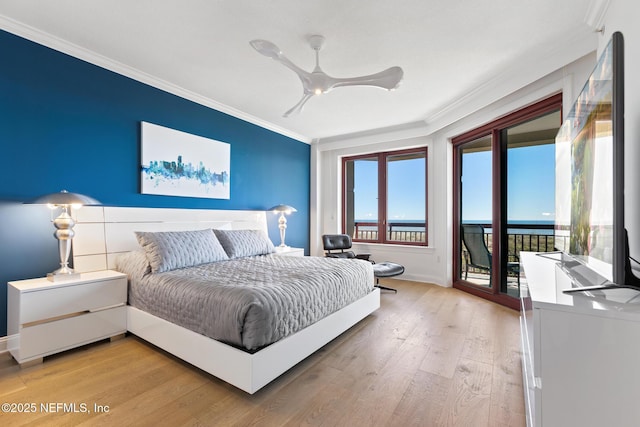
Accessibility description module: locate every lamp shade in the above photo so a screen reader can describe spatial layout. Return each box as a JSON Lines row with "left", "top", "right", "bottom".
{"left": 28, "top": 190, "right": 101, "bottom": 206}
{"left": 268, "top": 204, "right": 297, "bottom": 214}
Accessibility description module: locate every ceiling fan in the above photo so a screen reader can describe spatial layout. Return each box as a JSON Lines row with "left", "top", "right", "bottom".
{"left": 250, "top": 35, "right": 404, "bottom": 117}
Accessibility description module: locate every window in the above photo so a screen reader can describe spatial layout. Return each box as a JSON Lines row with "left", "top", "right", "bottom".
{"left": 342, "top": 147, "right": 427, "bottom": 245}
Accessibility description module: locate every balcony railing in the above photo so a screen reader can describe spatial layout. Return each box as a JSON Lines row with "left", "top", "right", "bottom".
{"left": 352, "top": 220, "right": 565, "bottom": 273}
{"left": 461, "top": 222, "right": 565, "bottom": 277}
{"left": 353, "top": 221, "right": 426, "bottom": 243}
{"left": 352, "top": 220, "right": 564, "bottom": 298}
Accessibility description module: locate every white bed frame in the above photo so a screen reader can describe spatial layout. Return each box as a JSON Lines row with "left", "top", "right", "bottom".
{"left": 72, "top": 206, "right": 380, "bottom": 394}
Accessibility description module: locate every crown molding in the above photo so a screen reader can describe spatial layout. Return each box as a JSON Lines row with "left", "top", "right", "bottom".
{"left": 0, "top": 15, "right": 311, "bottom": 144}
{"left": 315, "top": 121, "right": 429, "bottom": 152}
{"left": 422, "top": 30, "right": 596, "bottom": 137}
{"left": 584, "top": 0, "right": 611, "bottom": 32}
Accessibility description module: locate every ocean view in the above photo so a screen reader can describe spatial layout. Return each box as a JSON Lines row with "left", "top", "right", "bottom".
{"left": 355, "top": 219, "right": 554, "bottom": 235}
{"left": 354, "top": 219, "right": 425, "bottom": 231}
{"left": 462, "top": 219, "right": 555, "bottom": 235}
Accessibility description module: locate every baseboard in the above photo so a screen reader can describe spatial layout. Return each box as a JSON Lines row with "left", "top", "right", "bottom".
{"left": 0, "top": 335, "right": 8, "bottom": 353}
{"left": 383, "top": 273, "right": 448, "bottom": 287}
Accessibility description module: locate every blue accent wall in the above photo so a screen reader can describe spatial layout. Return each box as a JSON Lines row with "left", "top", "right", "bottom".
{"left": 0, "top": 30, "right": 310, "bottom": 336}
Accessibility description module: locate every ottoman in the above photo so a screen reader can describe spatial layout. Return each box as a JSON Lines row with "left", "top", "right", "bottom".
{"left": 372, "top": 262, "right": 404, "bottom": 293}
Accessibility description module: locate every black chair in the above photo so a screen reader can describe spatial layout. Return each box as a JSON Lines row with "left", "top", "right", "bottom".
{"left": 322, "top": 234, "right": 400, "bottom": 293}
{"left": 461, "top": 224, "right": 520, "bottom": 288}
{"left": 322, "top": 234, "right": 371, "bottom": 260}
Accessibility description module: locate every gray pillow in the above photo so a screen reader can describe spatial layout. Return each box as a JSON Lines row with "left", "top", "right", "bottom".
{"left": 115, "top": 250, "right": 151, "bottom": 278}
{"left": 213, "top": 229, "right": 275, "bottom": 258}
{"left": 135, "top": 229, "right": 229, "bottom": 273}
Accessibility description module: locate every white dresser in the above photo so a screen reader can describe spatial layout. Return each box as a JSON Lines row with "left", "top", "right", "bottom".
{"left": 520, "top": 252, "right": 640, "bottom": 427}
{"left": 7, "top": 270, "right": 127, "bottom": 366}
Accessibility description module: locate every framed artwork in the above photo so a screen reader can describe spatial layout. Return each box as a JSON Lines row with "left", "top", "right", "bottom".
{"left": 140, "top": 122, "right": 230, "bottom": 199}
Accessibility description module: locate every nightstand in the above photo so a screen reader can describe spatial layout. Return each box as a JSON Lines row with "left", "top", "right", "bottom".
{"left": 7, "top": 270, "right": 127, "bottom": 366}
{"left": 273, "top": 246, "right": 304, "bottom": 257}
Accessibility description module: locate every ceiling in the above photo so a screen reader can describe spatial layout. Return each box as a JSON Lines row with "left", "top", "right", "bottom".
{"left": 0, "top": 1, "right": 601, "bottom": 143}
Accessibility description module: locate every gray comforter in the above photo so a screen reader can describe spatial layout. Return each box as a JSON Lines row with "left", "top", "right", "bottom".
{"left": 116, "top": 252, "right": 374, "bottom": 351}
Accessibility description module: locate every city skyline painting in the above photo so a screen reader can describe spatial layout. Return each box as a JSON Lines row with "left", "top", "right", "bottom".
{"left": 140, "top": 121, "right": 230, "bottom": 199}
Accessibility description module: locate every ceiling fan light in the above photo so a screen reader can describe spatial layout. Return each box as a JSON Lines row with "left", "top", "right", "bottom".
{"left": 314, "top": 88, "right": 322, "bottom": 95}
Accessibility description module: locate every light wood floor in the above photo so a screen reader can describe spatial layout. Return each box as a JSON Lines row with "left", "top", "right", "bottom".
{"left": 0, "top": 280, "right": 525, "bottom": 426}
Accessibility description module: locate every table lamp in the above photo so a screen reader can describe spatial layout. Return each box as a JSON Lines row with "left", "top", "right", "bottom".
{"left": 268, "top": 204, "right": 297, "bottom": 247}
{"left": 28, "top": 190, "right": 101, "bottom": 281}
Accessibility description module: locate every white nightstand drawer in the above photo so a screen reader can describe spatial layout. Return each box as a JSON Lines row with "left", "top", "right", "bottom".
{"left": 20, "top": 277, "right": 127, "bottom": 324}
{"left": 19, "top": 306, "right": 127, "bottom": 361}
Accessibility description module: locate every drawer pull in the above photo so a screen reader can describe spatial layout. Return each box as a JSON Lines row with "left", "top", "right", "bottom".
{"left": 21, "top": 303, "right": 124, "bottom": 328}
{"left": 22, "top": 310, "right": 89, "bottom": 328}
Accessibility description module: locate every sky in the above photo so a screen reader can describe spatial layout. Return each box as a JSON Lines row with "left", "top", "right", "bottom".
{"left": 353, "top": 157, "right": 426, "bottom": 221}
{"left": 352, "top": 143, "right": 555, "bottom": 224}
{"left": 462, "top": 143, "right": 556, "bottom": 223}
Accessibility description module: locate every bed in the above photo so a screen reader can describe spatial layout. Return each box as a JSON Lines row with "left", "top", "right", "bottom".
{"left": 72, "top": 207, "right": 380, "bottom": 393}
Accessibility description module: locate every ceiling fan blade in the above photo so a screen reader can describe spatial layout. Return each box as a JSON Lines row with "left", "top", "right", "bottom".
{"left": 328, "top": 66, "right": 404, "bottom": 91}
{"left": 251, "top": 36, "right": 403, "bottom": 118}
{"left": 249, "top": 39, "right": 281, "bottom": 59}
{"left": 250, "top": 39, "right": 310, "bottom": 81}
{"left": 283, "top": 94, "right": 313, "bottom": 117}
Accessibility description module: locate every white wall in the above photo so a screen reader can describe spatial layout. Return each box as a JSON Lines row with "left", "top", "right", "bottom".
{"left": 601, "top": 0, "right": 640, "bottom": 266}
{"left": 312, "top": 39, "right": 598, "bottom": 288}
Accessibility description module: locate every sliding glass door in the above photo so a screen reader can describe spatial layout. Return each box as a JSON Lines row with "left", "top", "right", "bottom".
{"left": 459, "top": 135, "right": 494, "bottom": 290}
{"left": 453, "top": 95, "right": 561, "bottom": 309}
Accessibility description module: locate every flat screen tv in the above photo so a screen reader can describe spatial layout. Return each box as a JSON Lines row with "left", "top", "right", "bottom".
{"left": 554, "top": 31, "right": 638, "bottom": 292}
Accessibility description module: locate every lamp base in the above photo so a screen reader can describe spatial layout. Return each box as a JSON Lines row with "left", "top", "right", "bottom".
{"left": 47, "top": 268, "right": 80, "bottom": 282}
